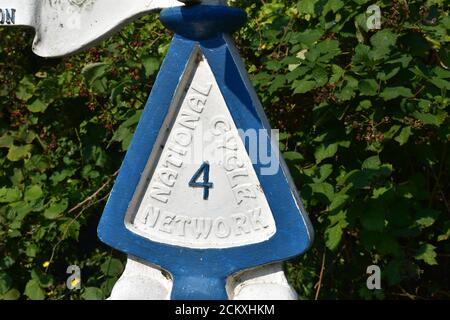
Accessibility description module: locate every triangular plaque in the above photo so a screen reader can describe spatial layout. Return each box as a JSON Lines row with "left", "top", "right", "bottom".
{"left": 98, "top": 4, "right": 313, "bottom": 300}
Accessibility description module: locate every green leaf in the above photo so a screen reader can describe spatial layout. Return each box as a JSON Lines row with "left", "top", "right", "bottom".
{"left": 100, "top": 258, "right": 124, "bottom": 277}
{"left": 325, "top": 223, "right": 346, "bottom": 251}
{"left": 328, "top": 194, "right": 349, "bottom": 211}
{"left": 394, "top": 127, "right": 412, "bottom": 145}
{"left": 329, "top": 64, "right": 345, "bottom": 84}
{"left": 319, "top": 164, "right": 333, "bottom": 182}
{"left": 297, "top": 0, "right": 319, "bottom": 16}
{"left": 430, "top": 77, "right": 450, "bottom": 90}
{"left": 31, "top": 270, "right": 54, "bottom": 288}
{"left": 27, "top": 99, "right": 49, "bottom": 113}
{"left": 24, "top": 279, "right": 45, "bottom": 300}
{"left": 357, "top": 100, "right": 372, "bottom": 110}
{"left": 100, "top": 278, "right": 117, "bottom": 297}
{"left": 377, "top": 66, "right": 401, "bottom": 81}
{"left": 268, "top": 75, "right": 286, "bottom": 94}
{"left": 412, "top": 111, "right": 446, "bottom": 127}
{"left": 142, "top": 56, "right": 160, "bottom": 78}
{"left": 415, "top": 209, "right": 440, "bottom": 229}
{"left": 59, "top": 220, "right": 80, "bottom": 240}
{"left": 0, "top": 288, "right": 20, "bottom": 300}
{"left": 293, "top": 79, "right": 316, "bottom": 94}
{"left": 0, "top": 274, "right": 12, "bottom": 295}
{"left": 7, "top": 145, "right": 33, "bottom": 162}
{"left": 362, "top": 155, "right": 381, "bottom": 170}
{"left": 0, "top": 187, "right": 22, "bottom": 203}
{"left": 323, "top": 0, "right": 344, "bottom": 15}
{"left": 370, "top": 30, "right": 398, "bottom": 60}
{"left": 15, "top": 76, "right": 35, "bottom": 101}
{"left": 314, "top": 143, "right": 338, "bottom": 163}
{"left": 283, "top": 151, "right": 304, "bottom": 163}
{"left": 415, "top": 244, "right": 438, "bottom": 265}
{"left": 50, "top": 169, "right": 77, "bottom": 186}
{"left": 0, "top": 134, "right": 14, "bottom": 148}
{"left": 25, "top": 244, "right": 38, "bottom": 258}
{"left": 309, "top": 182, "right": 335, "bottom": 202}
{"left": 325, "top": 211, "right": 348, "bottom": 251}
{"left": 24, "top": 185, "right": 43, "bottom": 202}
{"left": 437, "top": 222, "right": 450, "bottom": 242}
{"left": 380, "top": 87, "right": 413, "bottom": 101}
{"left": 291, "top": 29, "right": 323, "bottom": 46}
{"left": 306, "top": 40, "right": 341, "bottom": 64}
{"left": 44, "top": 199, "right": 69, "bottom": 220}
{"left": 82, "top": 287, "right": 104, "bottom": 300}
{"left": 384, "top": 125, "right": 401, "bottom": 140}
{"left": 111, "top": 126, "right": 133, "bottom": 151}
{"left": 312, "top": 67, "right": 328, "bottom": 86}
{"left": 81, "top": 62, "right": 110, "bottom": 93}
{"left": 359, "top": 79, "right": 378, "bottom": 96}
{"left": 0, "top": 256, "right": 15, "bottom": 270}
{"left": 110, "top": 81, "right": 130, "bottom": 104}
{"left": 352, "top": 44, "right": 371, "bottom": 70}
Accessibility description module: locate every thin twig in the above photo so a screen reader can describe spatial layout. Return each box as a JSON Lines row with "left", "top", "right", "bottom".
{"left": 67, "top": 170, "right": 118, "bottom": 214}
{"left": 45, "top": 171, "right": 119, "bottom": 271}
{"left": 314, "top": 251, "right": 326, "bottom": 300}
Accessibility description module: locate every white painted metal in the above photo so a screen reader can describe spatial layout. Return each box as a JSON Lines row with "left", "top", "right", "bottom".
{"left": 127, "top": 50, "right": 276, "bottom": 249}
{"left": 109, "top": 257, "right": 298, "bottom": 300}
{"left": 0, "top": 0, "right": 183, "bottom": 57}
{"left": 109, "top": 1, "right": 302, "bottom": 299}
{"left": 109, "top": 36, "right": 301, "bottom": 300}
{"left": 0, "top": 0, "right": 300, "bottom": 299}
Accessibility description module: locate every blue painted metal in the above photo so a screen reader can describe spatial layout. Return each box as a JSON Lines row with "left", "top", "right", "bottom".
{"left": 97, "top": 4, "right": 313, "bottom": 300}
{"left": 160, "top": 5, "right": 247, "bottom": 40}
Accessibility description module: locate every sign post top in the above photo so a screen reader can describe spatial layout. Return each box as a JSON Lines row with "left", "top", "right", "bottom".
{"left": 160, "top": 3, "right": 246, "bottom": 40}
{"left": 0, "top": 0, "right": 183, "bottom": 57}
{"left": 97, "top": 2, "right": 313, "bottom": 300}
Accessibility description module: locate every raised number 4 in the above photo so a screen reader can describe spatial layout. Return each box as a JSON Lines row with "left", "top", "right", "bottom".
{"left": 189, "top": 161, "right": 213, "bottom": 200}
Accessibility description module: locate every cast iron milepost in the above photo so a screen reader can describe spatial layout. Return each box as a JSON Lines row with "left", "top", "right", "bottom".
{"left": 0, "top": 0, "right": 314, "bottom": 300}
{"left": 98, "top": 1, "right": 313, "bottom": 300}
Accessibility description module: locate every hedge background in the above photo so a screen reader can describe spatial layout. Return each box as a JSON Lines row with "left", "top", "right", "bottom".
{"left": 0, "top": 0, "right": 449, "bottom": 300}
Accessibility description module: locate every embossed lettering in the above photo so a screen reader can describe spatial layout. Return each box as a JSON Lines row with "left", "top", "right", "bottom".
{"left": 159, "top": 168, "right": 178, "bottom": 187}
{"left": 168, "top": 143, "right": 187, "bottom": 156}
{"left": 140, "top": 206, "right": 160, "bottom": 228}
{"left": 159, "top": 213, "right": 176, "bottom": 234}
{"left": 179, "top": 110, "right": 200, "bottom": 130}
{"left": 214, "top": 217, "right": 231, "bottom": 238}
{"left": 224, "top": 154, "right": 245, "bottom": 172}
{"left": 234, "top": 184, "right": 257, "bottom": 205}
{"left": 250, "top": 208, "right": 270, "bottom": 230}
{"left": 192, "top": 83, "right": 212, "bottom": 97}
{"left": 173, "top": 128, "right": 192, "bottom": 147}
{"left": 188, "top": 95, "right": 207, "bottom": 113}
{"left": 163, "top": 152, "right": 183, "bottom": 168}
{"left": 174, "top": 216, "right": 190, "bottom": 236}
{"left": 149, "top": 183, "right": 171, "bottom": 203}
{"left": 192, "top": 217, "right": 213, "bottom": 239}
{"left": 232, "top": 213, "right": 251, "bottom": 236}
{"left": 0, "top": 8, "right": 16, "bottom": 25}
{"left": 211, "top": 115, "right": 231, "bottom": 136}
{"left": 218, "top": 133, "right": 238, "bottom": 151}
{"left": 131, "top": 60, "right": 277, "bottom": 249}
{"left": 227, "top": 168, "right": 249, "bottom": 188}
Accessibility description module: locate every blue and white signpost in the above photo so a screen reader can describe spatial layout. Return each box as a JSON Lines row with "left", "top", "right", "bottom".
{"left": 98, "top": 1, "right": 313, "bottom": 300}
{"left": 0, "top": 0, "right": 313, "bottom": 300}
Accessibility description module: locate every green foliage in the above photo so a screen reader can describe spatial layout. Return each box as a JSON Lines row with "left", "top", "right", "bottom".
{"left": 238, "top": 0, "right": 449, "bottom": 299}
{"left": 1, "top": 0, "right": 449, "bottom": 300}
{"left": 0, "top": 15, "right": 170, "bottom": 300}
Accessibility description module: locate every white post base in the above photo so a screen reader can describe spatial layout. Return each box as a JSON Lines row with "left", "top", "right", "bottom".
{"left": 108, "top": 256, "right": 298, "bottom": 300}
